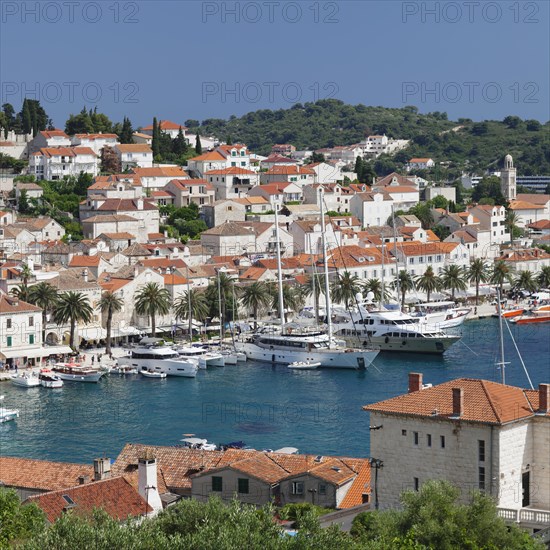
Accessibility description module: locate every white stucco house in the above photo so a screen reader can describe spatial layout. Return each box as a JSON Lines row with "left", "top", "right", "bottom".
{"left": 114, "top": 144, "right": 153, "bottom": 170}
{"left": 29, "top": 147, "right": 99, "bottom": 180}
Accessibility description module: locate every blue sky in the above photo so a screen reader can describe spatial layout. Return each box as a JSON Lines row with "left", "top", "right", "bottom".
{"left": 1, "top": 1, "right": 548, "bottom": 127}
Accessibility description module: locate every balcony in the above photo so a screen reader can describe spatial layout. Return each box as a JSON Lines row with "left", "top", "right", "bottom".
{"left": 497, "top": 506, "right": 550, "bottom": 529}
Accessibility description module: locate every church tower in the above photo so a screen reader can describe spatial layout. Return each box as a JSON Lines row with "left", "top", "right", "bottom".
{"left": 500, "top": 154, "right": 516, "bottom": 200}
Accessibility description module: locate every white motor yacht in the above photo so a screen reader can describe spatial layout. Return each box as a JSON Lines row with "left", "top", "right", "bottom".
{"left": 174, "top": 345, "right": 224, "bottom": 368}
{"left": 180, "top": 437, "right": 217, "bottom": 451}
{"left": 330, "top": 304, "right": 459, "bottom": 354}
{"left": 52, "top": 363, "right": 104, "bottom": 383}
{"left": 11, "top": 372, "right": 40, "bottom": 387}
{"left": 411, "top": 301, "right": 471, "bottom": 329}
{"left": 118, "top": 343, "right": 198, "bottom": 378}
{"left": 38, "top": 369, "right": 63, "bottom": 388}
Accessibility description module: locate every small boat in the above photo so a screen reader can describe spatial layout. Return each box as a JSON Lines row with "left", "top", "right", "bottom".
{"left": 180, "top": 436, "right": 217, "bottom": 451}
{"left": 11, "top": 372, "right": 40, "bottom": 387}
{"left": 236, "top": 352, "right": 247, "bottom": 362}
{"left": 52, "top": 363, "right": 104, "bottom": 383}
{"left": 0, "top": 395, "right": 19, "bottom": 423}
{"left": 111, "top": 365, "right": 138, "bottom": 375}
{"left": 496, "top": 307, "right": 525, "bottom": 319}
{"left": 39, "top": 369, "right": 63, "bottom": 388}
{"left": 274, "top": 447, "right": 299, "bottom": 455}
{"left": 141, "top": 369, "right": 167, "bottom": 379}
{"left": 287, "top": 361, "right": 321, "bottom": 370}
{"left": 221, "top": 350, "right": 238, "bottom": 365}
{"left": 511, "top": 312, "right": 550, "bottom": 325}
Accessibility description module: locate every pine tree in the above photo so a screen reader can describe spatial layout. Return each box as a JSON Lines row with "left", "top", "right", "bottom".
{"left": 152, "top": 117, "right": 160, "bottom": 157}
{"left": 195, "top": 132, "right": 202, "bottom": 154}
{"left": 172, "top": 126, "right": 188, "bottom": 156}
{"left": 119, "top": 117, "right": 134, "bottom": 144}
{"left": 21, "top": 99, "right": 32, "bottom": 134}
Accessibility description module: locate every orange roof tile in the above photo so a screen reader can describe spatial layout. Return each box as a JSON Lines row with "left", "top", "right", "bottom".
{"left": 116, "top": 144, "right": 152, "bottom": 153}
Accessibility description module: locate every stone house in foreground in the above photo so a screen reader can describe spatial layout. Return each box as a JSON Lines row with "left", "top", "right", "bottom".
{"left": 363, "top": 373, "right": 550, "bottom": 533}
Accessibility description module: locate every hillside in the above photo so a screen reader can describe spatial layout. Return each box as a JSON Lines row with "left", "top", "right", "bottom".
{"left": 186, "top": 99, "right": 550, "bottom": 175}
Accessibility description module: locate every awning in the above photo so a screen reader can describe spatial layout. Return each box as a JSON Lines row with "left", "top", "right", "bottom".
{"left": 0, "top": 345, "right": 72, "bottom": 360}
{"left": 110, "top": 326, "right": 144, "bottom": 338}
{"left": 78, "top": 326, "right": 107, "bottom": 340}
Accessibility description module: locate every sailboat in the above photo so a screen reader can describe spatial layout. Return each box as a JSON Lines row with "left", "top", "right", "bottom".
{"left": 236, "top": 189, "right": 380, "bottom": 369}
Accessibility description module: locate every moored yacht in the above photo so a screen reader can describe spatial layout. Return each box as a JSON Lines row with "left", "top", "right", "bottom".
{"left": 38, "top": 368, "right": 63, "bottom": 388}
{"left": 11, "top": 372, "right": 40, "bottom": 388}
{"left": 174, "top": 345, "right": 224, "bottom": 368}
{"left": 52, "top": 363, "right": 104, "bottom": 383}
{"left": 331, "top": 304, "right": 459, "bottom": 354}
{"left": 411, "top": 301, "right": 471, "bottom": 329}
{"left": 118, "top": 341, "right": 198, "bottom": 378}
{"left": 0, "top": 395, "right": 19, "bottom": 423}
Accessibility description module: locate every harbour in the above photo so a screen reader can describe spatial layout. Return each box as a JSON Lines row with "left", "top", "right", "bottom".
{"left": 1, "top": 317, "right": 548, "bottom": 463}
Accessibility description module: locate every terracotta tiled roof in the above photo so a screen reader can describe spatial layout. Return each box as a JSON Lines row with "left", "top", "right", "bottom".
{"left": 254, "top": 182, "right": 291, "bottom": 195}
{"left": 190, "top": 151, "right": 225, "bottom": 162}
{"left": 83, "top": 214, "right": 138, "bottom": 224}
{"left": 96, "top": 199, "right": 158, "bottom": 212}
{"left": 375, "top": 172, "right": 417, "bottom": 188}
{"left": 0, "top": 294, "right": 41, "bottom": 313}
{"left": 516, "top": 193, "right": 550, "bottom": 206}
{"left": 99, "top": 232, "right": 135, "bottom": 240}
{"left": 205, "top": 167, "right": 256, "bottom": 175}
{"left": 202, "top": 221, "right": 254, "bottom": 237}
{"left": 121, "top": 242, "right": 152, "bottom": 257}
{"left": 115, "top": 144, "right": 152, "bottom": 153}
{"left": 0, "top": 457, "right": 93, "bottom": 491}
{"left": 527, "top": 219, "right": 550, "bottom": 230}
{"left": 265, "top": 165, "right": 314, "bottom": 175}
{"left": 27, "top": 476, "right": 151, "bottom": 523}
{"left": 140, "top": 258, "right": 187, "bottom": 269}
{"left": 132, "top": 166, "right": 187, "bottom": 178}
{"left": 383, "top": 185, "right": 419, "bottom": 194}
{"left": 75, "top": 133, "right": 119, "bottom": 140}
{"left": 363, "top": 378, "right": 541, "bottom": 424}
{"left": 40, "top": 129, "right": 69, "bottom": 139}
{"left": 240, "top": 267, "right": 267, "bottom": 280}
{"left": 395, "top": 241, "right": 458, "bottom": 256}
{"left": 142, "top": 121, "right": 187, "bottom": 131}
{"left": 509, "top": 200, "right": 545, "bottom": 210}
{"left": 68, "top": 255, "right": 102, "bottom": 267}
{"left": 338, "top": 460, "right": 371, "bottom": 509}
{"left": 497, "top": 248, "right": 550, "bottom": 262}
{"left": 408, "top": 158, "right": 433, "bottom": 163}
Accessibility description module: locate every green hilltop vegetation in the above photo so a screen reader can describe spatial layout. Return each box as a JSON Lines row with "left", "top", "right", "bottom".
{"left": 186, "top": 99, "right": 550, "bottom": 176}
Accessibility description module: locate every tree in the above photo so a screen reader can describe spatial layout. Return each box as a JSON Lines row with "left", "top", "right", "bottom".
{"left": 408, "top": 203, "right": 434, "bottom": 229}
{"left": 195, "top": 132, "right": 202, "bottom": 154}
{"left": 505, "top": 209, "right": 520, "bottom": 246}
{"left": 514, "top": 270, "right": 537, "bottom": 294}
{"left": 301, "top": 273, "right": 326, "bottom": 322}
{"left": 53, "top": 291, "right": 93, "bottom": 350}
{"left": 467, "top": 259, "right": 488, "bottom": 305}
{"left": 270, "top": 283, "right": 304, "bottom": 322}
{"left": 174, "top": 288, "right": 209, "bottom": 338}
{"left": 135, "top": 283, "right": 171, "bottom": 337}
{"left": 538, "top": 265, "right": 550, "bottom": 288}
{"left": 416, "top": 266, "right": 441, "bottom": 302}
{"left": 172, "top": 127, "right": 188, "bottom": 156}
{"left": 472, "top": 176, "right": 506, "bottom": 206}
{"left": 363, "top": 278, "right": 391, "bottom": 303}
{"left": 0, "top": 488, "right": 45, "bottom": 547}
{"left": 65, "top": 106, "right": 94, "bottom": 135}
{"left": 99, "top": 291, "right": 124, "bottom": 354}
{"left": 151, "top": 117, "right": 160, "bottom": 158}
{"left": 118, "top": 116, "right": 134, "bottom": 144}
{"left": 393, "top": 270, "right": 415, "bottom": 308}
{"left": 239, "top": 282, "right": 271, "bottom": 329}
{"left": 100, "top": 146, "right": 121, "bottom": 174}
{"left": 18, "top": 189, "right": 31, "bottom": 214}
{"left": 330, "top": 271, "right": 361, "bottom": 308}
{"left": 440, "top": 265, "right": 467, "bottom": 299}
{"left": 28, "top": 282, "right": 59, "bottom": 343}
{"left": 490, "top": 260, "right": 514, "bottom": 295}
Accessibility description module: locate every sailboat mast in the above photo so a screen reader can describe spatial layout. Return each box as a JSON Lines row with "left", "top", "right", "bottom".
{"left": 380, "top": 241, "right": 385, "bottom": 310}
{"left": 186, "top": 264, "right": 192, "bottom": 344}
{"left": 319, "top": 188, "right": 333, "bottom": 346}
{"left": 274, "top": 204, "right": 286, "bottom": 334}
{"left": 391, "top": 205, "right": 400, "bottom": 306}
{"left": 496, "top": 288, "right": 506, "bottom": 384}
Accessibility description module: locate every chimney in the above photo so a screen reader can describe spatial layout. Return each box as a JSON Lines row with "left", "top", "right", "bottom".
{"left": 164, "top": 230, "right": 168, "bottom": 238}
{"left": 452, "top": 388, "right": 464, "bottom": 417}
{"left": 408, "top": 372, "right": 423, "bottom": 393}
{"left": 136, "top": 198, "right": 144, "bottom": 210}
{"left": 93, "top": 457, "right": 111, "bottom": 481}
{"left": 78, "top": 475, "right": 90, "bottom": 485}
{"left": 134, "top": 265, "right": 139, "bottom": 278}
{"left": 538, "top": 383, "right": 550, "bottom": 414}
{"left": 138, "top": 455, "right": 163, "bottom": 515}
{"left": 82, "top": 268, "right": 88, "bottom": 282}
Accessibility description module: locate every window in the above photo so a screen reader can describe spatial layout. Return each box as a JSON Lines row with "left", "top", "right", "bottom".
{"left": 427, "top": 434, "right": 432, "bottom": 447}
{"left": 211, "top": 476, "right": 223, "bottom": 492}
{"left": 29, "top": 334, "right": 34, "bottom": 345}
{"left": 29, "top": 316, "right": 34, "bottom": 327}
{"left": 7, "top": 336, "right": 12, "bottom": 347}
{"left": 413, "top": 432, "right": 419, "bottom": 445}
{"left": 6, "top": 319, "right": 11, "bottom": 329}
{"left": 402, "top": 429, "right": 407, "bottom": 436}
{"left": 238, "top": 478, "right": 249, "bottom": 494}
{"left": 478, "top": 466, "right": 485, "bottom": 490}
{"left": 478, "top": 440, "right": 485, "bottom": 462}
{"left": 440, "top": 435, "right": 446, "bottom": 448}
{"left": 318, "top": 483, "right": 327, "bottom": 495}
{"left": 292, "top": 481, "right": 304, "bottom": 495}
{"left": 414, "top": 477, "right": 419, "bottom": 491}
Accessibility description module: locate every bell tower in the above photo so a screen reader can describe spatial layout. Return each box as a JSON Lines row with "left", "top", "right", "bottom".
{"left": 500, "top": 154, "right": 516, "bottom": 200}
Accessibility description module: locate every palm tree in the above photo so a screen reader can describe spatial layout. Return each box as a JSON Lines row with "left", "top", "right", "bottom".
{"left": 467, "top": 259, "right": 489, "bottom": 305}
{"left": 205, "top": 271, "right": 237, "bottom": 327}
{"left": 505, "top": 210, "right": 520, "bottom": 246}
{"left": 270, "top": 284, "right": 304, "bottom": 322}
{"left": 300, "top": 273, "right": 325, "bottom": 321}
{"left": 393, "top": 270, "right": 415, "bottom": 309}
{"left": 53, "top": 291, "right": 93, "bottom": 350}
{"left": 330, "top": 271, "right": 361, "bottom": 308}
{"left": 239, "top": 282, "right": 271, "bottom": 329}
{"left": 490, "top": 260, "right": 514, "bottom": 295}
{"left": 28, "top": 282, "right": 59, "bottom": 344}
{"left": 363, "top": 278, "right": 391, "bottom": 304}
{"left": 10, "top": 283, "right": 30, "bottom": 302}
{"left": 440, "top": 265, "right": 467, "bottom": 300}
{"left": 416, "top": 266, "right": 441, "bottom": 302}
{"left": 514, "top": 271, "right": 538, "bottom": 294}
{"left": 135, "top": 283, "right": 171, "bottom": 337}
{"left": 538, "top": 266, "right": 550, "bottom": 289}
{"left": 99, "top": 291, "right": 124, "bottom": 355}
{"left": 174, "top": 289, "right": 209, "bottom": 338}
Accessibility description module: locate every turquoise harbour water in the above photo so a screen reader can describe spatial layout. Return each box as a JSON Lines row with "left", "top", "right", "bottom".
{"left": 1, "top": 319, "right": 549, "bottom": 463}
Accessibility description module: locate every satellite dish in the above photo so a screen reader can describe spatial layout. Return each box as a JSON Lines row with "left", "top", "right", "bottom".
{"left": 366, "top": 291, "right": 375, "bottom": 302}
{"left": 355, "top": 292, "right": 363, "bottom": 302}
